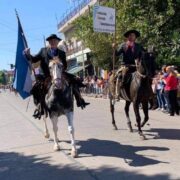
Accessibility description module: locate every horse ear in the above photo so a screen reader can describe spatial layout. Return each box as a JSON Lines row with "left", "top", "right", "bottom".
{"left": 135, "top": 58, "right": 140, "bottom": 64}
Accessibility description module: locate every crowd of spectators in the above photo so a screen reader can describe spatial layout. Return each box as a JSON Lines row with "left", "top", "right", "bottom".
{"left": 82, "top": 75, "right": 109, "bottom": 98}
{"left": 152, "top": 65, "right": 180, "bottom": 116}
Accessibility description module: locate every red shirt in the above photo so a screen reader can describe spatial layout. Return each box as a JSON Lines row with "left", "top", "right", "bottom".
{"left": 164, "top": 75, "right": 178, "bottom": 91}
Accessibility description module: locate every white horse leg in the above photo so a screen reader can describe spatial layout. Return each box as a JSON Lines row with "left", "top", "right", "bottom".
{"left": 43, "top": 116, "right": 50, "bottom": 139}
{"left": 51, "top": 116, "right": 60, "bottom": 151}
{"left": 66, "top": 112, "right": 77, "bottom": 158}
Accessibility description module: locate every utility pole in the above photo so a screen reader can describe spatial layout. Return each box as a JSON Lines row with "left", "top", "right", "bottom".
{"left": 113, "top": 0, "right": 117, "bottom": 74}
{"left": 112, "top": 0, "right": 117, "bottom": 103}
{"left": 77, "top": 0, "right": 85, "bottom": 79}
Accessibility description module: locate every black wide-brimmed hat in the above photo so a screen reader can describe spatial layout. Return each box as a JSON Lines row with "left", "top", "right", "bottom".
{"left": 124, "top": 30, "right": 140, "bottom": 38}
{"left": 46, "top": 34, "right": 62, "bottom": 41}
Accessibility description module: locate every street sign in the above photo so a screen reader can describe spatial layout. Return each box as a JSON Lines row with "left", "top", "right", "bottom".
{"left": 93, "top": 5, "right": 115, "bottom": 33}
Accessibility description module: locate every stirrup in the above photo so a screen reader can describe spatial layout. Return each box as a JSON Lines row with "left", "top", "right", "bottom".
{"left": 33, "top": 109, "right": 41, "bottom": 120}
{"left": 77, "top": 99, "right": 90, "bottom": 109}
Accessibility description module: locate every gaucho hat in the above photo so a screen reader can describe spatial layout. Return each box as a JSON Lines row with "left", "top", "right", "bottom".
{"left": 124, "top": 30, "right": 140, "bottom": 38}
{"left": 46, "top": 34, "right": 62, "bottom": 41}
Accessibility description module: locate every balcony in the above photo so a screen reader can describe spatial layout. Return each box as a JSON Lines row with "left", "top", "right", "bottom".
{"left": 58, "top": 0, "right": 92, "bottom": 30}
{"left": 66, "top": 46, "right": 84, "bottom": 57}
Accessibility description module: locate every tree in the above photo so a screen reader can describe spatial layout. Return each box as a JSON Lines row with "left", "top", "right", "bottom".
{"left": 0, "top": 71, "right": 7, "bottom": 85}
{"left": 73, "top": 0, "right": 180, "bottom": 69}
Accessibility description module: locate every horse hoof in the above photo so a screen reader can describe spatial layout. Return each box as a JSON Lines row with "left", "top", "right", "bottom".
{"left": 140, "top": 134, "right": 146, "bottom": 140}
{"left": 53, "top": 145, "right": 60, "bottom": 151}
{"left": 113, "top": 125, "right": 118, "bottom": 130}
{"left": 127, "top": 123, "right": 133, "bottom": 132}
{"left": 44, "top": 133, "right": 50, "bottom": 139}
{"left": 71, "top": 150, "right": 78, "bottom": 158}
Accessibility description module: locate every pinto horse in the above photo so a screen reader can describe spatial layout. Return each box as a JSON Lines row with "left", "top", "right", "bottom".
{"left": 44, "top": 59, "right": 77, "bottom": 157}
{"left": 109, "top": 54, "right": 153, "bottom": 139}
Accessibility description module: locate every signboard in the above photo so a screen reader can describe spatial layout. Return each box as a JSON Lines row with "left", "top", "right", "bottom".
{"left": 93, "top": 5, "right": 115, "bottom": 33}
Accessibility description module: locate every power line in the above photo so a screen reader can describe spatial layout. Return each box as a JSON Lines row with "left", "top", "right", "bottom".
{"left": 0, "top": 20, "right": 56, "bottom": 33}
{"left": 0, "top": 22, "right": 16, "bottom": 31}
{"left": 0, "top": 18, "right": 16, "bottom": 25}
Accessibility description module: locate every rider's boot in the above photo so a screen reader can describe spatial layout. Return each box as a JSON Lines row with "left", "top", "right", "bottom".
{"left": 73, "top": 85, "right": 90, "bottom": 109}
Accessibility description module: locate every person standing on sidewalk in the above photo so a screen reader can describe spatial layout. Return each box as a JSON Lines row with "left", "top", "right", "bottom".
{"left": 164, "top": 66, "right": 179, "bottom": 116}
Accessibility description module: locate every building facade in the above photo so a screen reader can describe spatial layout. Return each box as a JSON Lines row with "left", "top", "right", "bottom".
{"left": 57, "top": 0, "right": 102, "bottom": 77}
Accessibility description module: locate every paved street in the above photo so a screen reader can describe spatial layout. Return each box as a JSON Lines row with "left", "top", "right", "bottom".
{"left": 0, "top": 91, "right": 180, "bottom": 180}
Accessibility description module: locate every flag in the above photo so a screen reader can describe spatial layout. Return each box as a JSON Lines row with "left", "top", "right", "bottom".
{"left": 13, "top": 12, "right": 32, "bottom": 99}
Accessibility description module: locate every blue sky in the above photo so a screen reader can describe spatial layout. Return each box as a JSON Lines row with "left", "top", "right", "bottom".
{"left": 0, "top": 0, "right": 79, "bottom": 70}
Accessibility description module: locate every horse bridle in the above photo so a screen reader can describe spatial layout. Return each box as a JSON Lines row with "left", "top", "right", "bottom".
{"left": 52, "top": 78, "right": 62, "bottom": 89}
{"left": 135, "top": 60, "right": 148, "bottom": 79}
{"left": 49, "top": 59, "right": 64, "bottom": 89}
{"left": 136, "top": 70, "right": 147, "bottom": 78}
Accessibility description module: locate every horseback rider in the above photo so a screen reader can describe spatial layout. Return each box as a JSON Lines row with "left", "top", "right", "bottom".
{"left": 24, "top": 34, "right": 90, "bottom": 119}
{"left": 112, "top": 29, "right": 144, "bottom": 99}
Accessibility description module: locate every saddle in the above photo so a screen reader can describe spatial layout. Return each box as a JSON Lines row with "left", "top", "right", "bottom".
{"left": 110, "top": 65, "right": 136, "bottom": 100}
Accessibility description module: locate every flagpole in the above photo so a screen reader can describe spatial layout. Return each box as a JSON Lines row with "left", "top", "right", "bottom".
{"left": 15, "top": 9, "right": 28, "bottom": 48}
{"left": 113, "top": 0, "right": 116, "bottom": 73}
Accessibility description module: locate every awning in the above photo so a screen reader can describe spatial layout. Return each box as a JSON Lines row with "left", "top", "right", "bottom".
{"left": 68, "top": 65, "right": 88, "bottom": 74}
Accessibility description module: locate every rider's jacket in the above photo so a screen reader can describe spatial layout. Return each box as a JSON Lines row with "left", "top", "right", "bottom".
{"left": 116, "top": 42, "right": 143, "bottom": 65}
{"left": 27, "top": 47, "right": 67, "bottom": 77}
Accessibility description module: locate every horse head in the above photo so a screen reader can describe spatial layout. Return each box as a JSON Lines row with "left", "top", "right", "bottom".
{"left": 135, "top": 52, "right": 149, "bottom": 78}
{"left": 49, "top": 59, "right": 64, "bottom": 89}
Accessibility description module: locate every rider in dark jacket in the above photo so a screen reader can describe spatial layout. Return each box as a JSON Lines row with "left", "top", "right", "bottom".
{"left": 112, "top": 30, "right": 144, "bottom": 98}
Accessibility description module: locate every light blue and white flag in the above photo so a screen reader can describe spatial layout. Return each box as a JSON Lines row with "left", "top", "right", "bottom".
{"left": 13, "top": 12, "right": 32, "bottom": 99}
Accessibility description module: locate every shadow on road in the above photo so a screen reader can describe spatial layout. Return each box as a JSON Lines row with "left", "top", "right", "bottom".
{"left": 76, "top": 138, "right": 169, "bottom": 167}
{"left": 145, "top": 128, "right": 180, "bottom": 140}
{"left": 0, "top": 151, "right": 176, "bottom": 180}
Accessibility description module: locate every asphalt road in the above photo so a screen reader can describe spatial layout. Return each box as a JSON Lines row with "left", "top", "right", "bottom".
{"left": 0, "top": 91, "right": 180, "bottom": 180}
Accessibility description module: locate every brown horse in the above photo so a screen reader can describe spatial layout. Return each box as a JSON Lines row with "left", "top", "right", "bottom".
{"left": 109, "top": 54, "right": 153, "bottom": 139}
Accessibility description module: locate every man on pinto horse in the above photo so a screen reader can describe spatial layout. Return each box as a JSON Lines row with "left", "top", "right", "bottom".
{"left": 112, "top": 30, "right": 144, "bottom": 100}
{"left": 24, "top": 34, "right": 90, "bottom": 119}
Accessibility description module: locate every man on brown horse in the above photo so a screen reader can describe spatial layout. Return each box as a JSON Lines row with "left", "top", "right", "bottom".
{"left": 24, "top": 34, "right": 89, "bottom": 119}
{"left": 112, "top": 30, "right": 144, "bottom": 99}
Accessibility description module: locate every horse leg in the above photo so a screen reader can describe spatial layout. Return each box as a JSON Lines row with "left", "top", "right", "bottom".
{"left": 110, "top": 98, "right": 118, "bottom": 130}
{"left": 66, "top": 111, "right": 77, "bottom": 158}
{"left": 133, "top": 101, "right": 146, "bottom": 140}
{"left": 124, "top": 101, "right": 133, "bottom": 132}
{"left": 51, "top": 116, "right": 60, "bottom": 151}
{"left": 43, "top": 115, "right": 50, "bottom": 139}
{"left": 141, "top": 101, "right": 149, "bottom": 127}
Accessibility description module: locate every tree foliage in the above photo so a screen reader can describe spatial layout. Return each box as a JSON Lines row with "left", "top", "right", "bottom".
{"left": 73, "top": 0, "right": 180, "bottom": 70}
{"left": 0, "top": 71, "right": 7, "bottom": 85}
